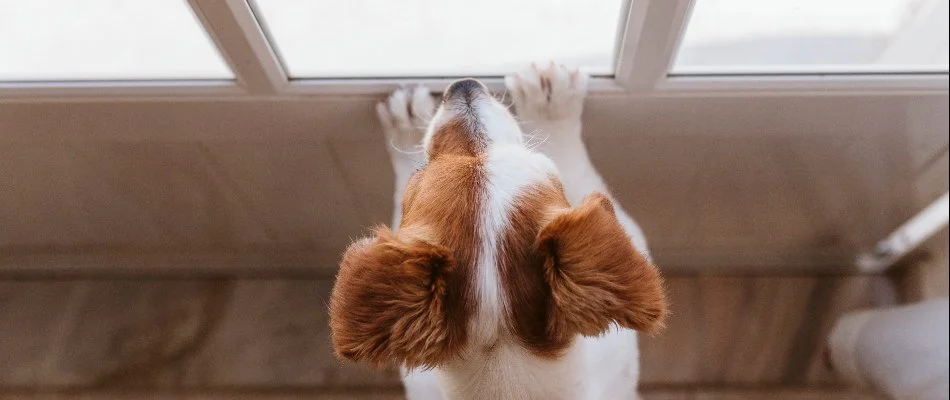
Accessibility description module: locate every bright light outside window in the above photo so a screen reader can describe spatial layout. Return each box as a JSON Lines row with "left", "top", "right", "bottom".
{"left": 0, "top": 0, "right": 233, "bottom": 81}
{"left": 251, "top": 0, "right": 626, "bottom": 78}
{"left": 673, "top": 0, "right": 950, "bottom": 74}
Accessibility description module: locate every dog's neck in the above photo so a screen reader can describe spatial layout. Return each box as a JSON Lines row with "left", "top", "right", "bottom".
{"left": 429, "top": 339, "right": 586, "bottom": 400}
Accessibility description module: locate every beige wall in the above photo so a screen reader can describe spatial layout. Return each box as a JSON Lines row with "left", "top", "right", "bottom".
{"left": 906, "top": 95, "right": 949, "bottom": 299}
{"left": 0, "top": 94, "right": 947, "bottom": 274}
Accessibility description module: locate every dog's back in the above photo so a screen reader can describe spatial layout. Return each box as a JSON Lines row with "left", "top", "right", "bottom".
{"left": 330, "top": 64, "right": 666, "bottom": 400}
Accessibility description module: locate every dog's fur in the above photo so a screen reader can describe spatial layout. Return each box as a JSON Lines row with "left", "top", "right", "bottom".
{"left": 330, "top": 63, "right": 667, "bottom": 400}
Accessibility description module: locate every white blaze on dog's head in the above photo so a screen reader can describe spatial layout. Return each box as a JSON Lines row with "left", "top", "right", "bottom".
{"left": 422, "top": 78, "right": 524, "bottom": 154}
{"left": 329, "top": 78, "right": 667, "bottom": 370}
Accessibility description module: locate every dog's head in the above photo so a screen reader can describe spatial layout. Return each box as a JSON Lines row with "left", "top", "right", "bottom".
{"left": 330, "top": 79, "right": 666, "bottom": 369}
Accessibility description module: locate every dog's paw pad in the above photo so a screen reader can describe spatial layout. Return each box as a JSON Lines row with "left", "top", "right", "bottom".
{"left": 505, "top": 62, "right": 588, "bottom": 123}
{"left": 377, "top": 86, "right": 435, "bottom": 155}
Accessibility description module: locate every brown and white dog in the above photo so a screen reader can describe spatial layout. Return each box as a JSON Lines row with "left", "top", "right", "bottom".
{"left": 330, "top": 63, "right": 667, "bottom": 400}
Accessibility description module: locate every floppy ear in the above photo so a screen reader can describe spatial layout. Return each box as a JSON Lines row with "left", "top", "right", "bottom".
{"left": 329, "top": 226, "right": 463, "bottom": 369}
{"left": 536, "top": 193, "right": 667, "bottom": 338}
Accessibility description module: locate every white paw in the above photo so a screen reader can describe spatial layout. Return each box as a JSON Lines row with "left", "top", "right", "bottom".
{"left": 505, "top": 62, "right": 589, "bottom": 124}
{"left": 376, "top": 86, "right": 435, "bottom": 161}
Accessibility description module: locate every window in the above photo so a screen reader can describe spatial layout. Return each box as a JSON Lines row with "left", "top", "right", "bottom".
{"left": 672, "top": 0, "right": 950, "bottom": 75}
{"left": 2, "top": 0, "right": 946, "bottom": 97}
{"left": 251, "top": 0, "right": 627, "bottom": 79}
{"left": 0, "top": 0, "right": 233, "bottom": 81}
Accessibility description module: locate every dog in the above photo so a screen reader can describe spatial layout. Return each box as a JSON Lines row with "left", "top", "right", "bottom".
{"left": 329, "top": 63, "right": 667, "bottom": 400}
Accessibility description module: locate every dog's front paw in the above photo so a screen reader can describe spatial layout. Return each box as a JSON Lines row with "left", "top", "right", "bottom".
{"left": 376, "top": 86, "right": 435, "bottom": 164}
{"left": 505, "top": 62, "right": 589, "bottom": 124}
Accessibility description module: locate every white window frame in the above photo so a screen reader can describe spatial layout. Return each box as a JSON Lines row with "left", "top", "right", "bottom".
{"left": 1, "top": 0, "right": 947, "bottom": 102}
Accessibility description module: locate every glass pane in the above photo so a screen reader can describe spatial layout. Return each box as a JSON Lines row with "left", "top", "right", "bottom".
{"left": 252, "top": 0, "right": 626, "bottom": 78}
{"left": 0, "top": 0, "right": 233, "bottom": 81}
{"left": 672, "top": 0, "right": 949, "bottom": 74}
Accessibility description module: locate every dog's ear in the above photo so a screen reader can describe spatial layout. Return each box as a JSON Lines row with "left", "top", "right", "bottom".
{"left": 329, "top": 226, "right": 463, "bottom": 369}
{"left": 536, "top": 193, "right": 667, "bottom": 338}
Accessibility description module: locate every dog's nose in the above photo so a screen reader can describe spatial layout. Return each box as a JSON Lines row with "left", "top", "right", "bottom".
{"left": 444, "top": 78, "right": 487, "bottom": 103}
